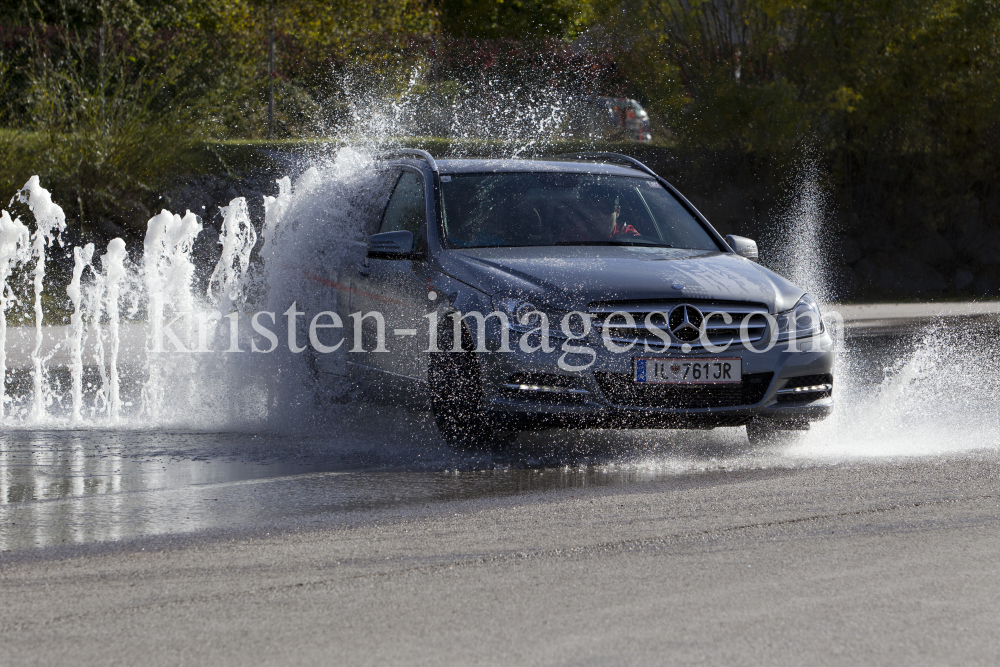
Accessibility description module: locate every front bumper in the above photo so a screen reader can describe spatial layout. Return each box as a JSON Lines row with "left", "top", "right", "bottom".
{"left": 477, "top": 330, "right": 835, "bottom": 430}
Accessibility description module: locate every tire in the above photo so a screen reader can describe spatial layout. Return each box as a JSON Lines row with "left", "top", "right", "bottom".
{"left": 429, "top": 324, "right": 513, "bottom": 452}
{"left": 745, "top": 420, "right": 807, "bottom": 446}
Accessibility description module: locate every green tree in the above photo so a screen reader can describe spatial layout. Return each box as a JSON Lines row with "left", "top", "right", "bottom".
{"left": 594, "top": 0, "right": 814, "bottom": 149}
{"left": 440, "top": 0, "right": 594, "bottom": 39}
{"left": 596, "top": 0, "right": 1000, "bottom": 155}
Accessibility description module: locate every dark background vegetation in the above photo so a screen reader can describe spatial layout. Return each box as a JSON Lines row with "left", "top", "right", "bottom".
{"left": 2, "top": 0, "right": 999, "bottom": 300}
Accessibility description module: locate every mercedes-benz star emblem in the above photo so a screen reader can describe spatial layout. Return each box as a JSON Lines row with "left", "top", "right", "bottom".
{"left": 668, "top": 304, "right": 704, "bottom": 343}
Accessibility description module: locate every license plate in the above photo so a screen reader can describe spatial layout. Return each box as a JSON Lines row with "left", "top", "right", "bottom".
{"left": 634, "top": 358, "right": 742, "bottom": 384}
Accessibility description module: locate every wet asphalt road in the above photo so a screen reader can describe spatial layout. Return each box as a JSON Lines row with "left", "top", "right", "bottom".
{"left": 1, "top": 307, "right": 1000, "bottom": 665}
{"left": 2, "top": 455, "right": 999, "bottom": 666}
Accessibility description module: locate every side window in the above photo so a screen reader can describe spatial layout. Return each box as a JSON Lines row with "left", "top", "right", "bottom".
{"left": 380, "top": 172, "right": 427, "bottom": 247}
{"left": 364, "top": 168, "right": 400, "bottom": 236}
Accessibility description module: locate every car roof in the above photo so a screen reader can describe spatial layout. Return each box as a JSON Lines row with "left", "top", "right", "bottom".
{"left": 428, "top": 159, "right": 655, "bottom": 178}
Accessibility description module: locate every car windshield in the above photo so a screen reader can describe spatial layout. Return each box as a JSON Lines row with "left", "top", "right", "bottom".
{"left": 439, "top": 173, "right": 719, "bottom": 250}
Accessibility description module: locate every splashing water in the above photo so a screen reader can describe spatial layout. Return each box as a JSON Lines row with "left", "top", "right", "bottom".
{"left": 253, "top": 149, "right": 389, "bottom": 429}
{"left": 208, "top": 199, "right": 256, "bottom": 315}
{"left": 338, "top": 65, "right": 574, "bottom": 157}
{"left": 766, "top": 152, "right": 1000, "bottom": 460}
{"left": 143, "top": 209, "right": 203, "bottom": 422}
{"left": 0, "top": 103, "right": 995, "bottom": 470}
{"left": 16, "top": 176, "right": 67, "bottom": 421}
{"left": 67, "top": 242, "right": 94, "bottom": 424}
{"left": 767, "top": 152, "right": 833, "bottom": 305}
{"left": 0, "top": 147, "right": 389, "bottom": 431}
{"left": 0, "top": 209, "right": 30, "bottom": 420}
{"left": 0, "top": 69, "right": 593, "bottom": 471}
{"left": 102, "top": 238, "right": 128, "bottom": 422}
{"left": 797, "top": 322, "right": 1000, "bottom": 459}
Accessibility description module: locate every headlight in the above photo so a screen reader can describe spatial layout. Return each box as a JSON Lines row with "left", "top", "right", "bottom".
{"left": 493, "top": 296, "right": 591, "bottom": 338}
{"left": 774, "top": 294, "right": 824, "bottom": 341}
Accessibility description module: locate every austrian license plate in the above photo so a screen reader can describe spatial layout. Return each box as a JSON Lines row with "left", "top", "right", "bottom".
{"left": 634, "top": 358, "right": 742, "bottom": 384}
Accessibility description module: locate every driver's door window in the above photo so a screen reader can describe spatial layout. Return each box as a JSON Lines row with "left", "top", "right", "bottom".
{"left": 381, "top": 171, "right": 427, "bottom": 251}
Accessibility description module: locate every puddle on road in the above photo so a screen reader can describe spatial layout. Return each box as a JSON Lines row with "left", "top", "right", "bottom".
{"left": 0, "top": 426, "right": 790, "bottom": 552}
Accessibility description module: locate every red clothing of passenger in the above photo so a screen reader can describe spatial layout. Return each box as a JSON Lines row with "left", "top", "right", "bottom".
{"left": 610, "top": 220, "right": 641, "bottom": 237}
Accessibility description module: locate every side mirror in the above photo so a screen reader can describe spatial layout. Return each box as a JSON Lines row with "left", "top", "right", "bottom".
{"left": 368, "top": 230, "right": 415, "bottom": 259}
{"left": 725, "top": 234, "right": 759, "bottom": 262}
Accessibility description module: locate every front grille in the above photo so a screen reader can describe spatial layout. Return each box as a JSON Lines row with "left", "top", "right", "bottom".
{"left": 589, "top": 300, "right": 769, "bottom": 350}
{"left": 594, "top": 372, "right": 774, "bottom": 409}
{"left": 776, "top": 374, "right": 833, "bottom": 403}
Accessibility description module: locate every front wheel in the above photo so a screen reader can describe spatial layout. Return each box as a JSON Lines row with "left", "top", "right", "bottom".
{"left": 429, "top": 329, "right": 514, "bottom": 452}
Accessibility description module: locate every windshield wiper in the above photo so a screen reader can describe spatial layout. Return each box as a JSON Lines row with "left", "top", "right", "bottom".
{"left": 553, "top": 240, "right": 674, "bottom": 248}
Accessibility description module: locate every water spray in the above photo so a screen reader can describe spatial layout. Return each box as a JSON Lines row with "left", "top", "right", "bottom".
{"left": 16, "top": 176, "right": 67, "bottom": 421}
{"left": 101, "top": 238, "right": 127, "bottom": 422}
{"left": 67, "top": 243, "right": 95, "bottom": 424}
{"left": 0, "top": 210, "right": 31, "bottom": 421}
{"left": 143, "top": 209, "right": 203, "bottom": 420}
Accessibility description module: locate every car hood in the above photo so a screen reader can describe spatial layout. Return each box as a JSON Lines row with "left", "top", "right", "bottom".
{"left": 436, "top": 245, "right": 805, "bottom": 313}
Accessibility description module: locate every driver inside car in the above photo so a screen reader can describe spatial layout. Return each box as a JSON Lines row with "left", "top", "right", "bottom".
{"left": 591, "top": 190, "right": 640, "bottom": 238}
{"left": 552, "top": 184, "right": 644, "bottom": 244}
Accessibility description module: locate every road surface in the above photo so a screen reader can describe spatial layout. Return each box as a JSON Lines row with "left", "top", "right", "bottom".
{"left": 1, "top": 301, "right": 999, "bottom": 665}
{"left": 3, "top": 456, "right": 999, "bottom": 666}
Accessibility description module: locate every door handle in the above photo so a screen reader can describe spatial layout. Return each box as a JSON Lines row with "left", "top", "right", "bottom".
{"left": 357, "top": 263, "right": 371, "bottom": 277}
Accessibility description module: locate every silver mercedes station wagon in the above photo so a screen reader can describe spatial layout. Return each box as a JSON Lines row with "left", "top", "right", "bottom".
{"left": 345, "top": 150, "right": 834, "bottom": 448}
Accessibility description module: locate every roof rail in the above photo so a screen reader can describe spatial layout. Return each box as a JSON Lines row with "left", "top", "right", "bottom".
{"left": 379, "top": 148, "right": 438, "bottom": 173}
{"left": 548, "top": 152, "right": 658, "bottom": 179}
